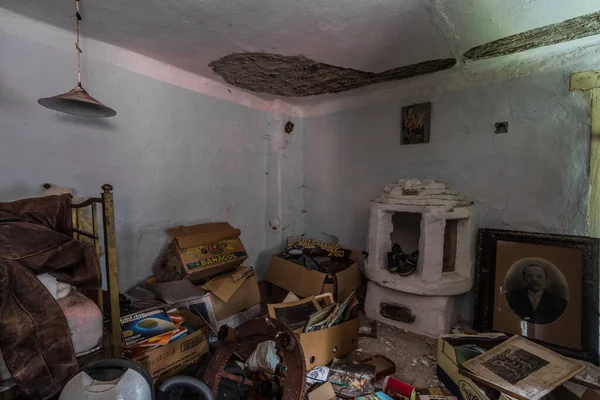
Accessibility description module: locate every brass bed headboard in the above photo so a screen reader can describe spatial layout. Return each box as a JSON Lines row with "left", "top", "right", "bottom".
{"left": 63, "top": 184, "right": 121, "bottom": 359}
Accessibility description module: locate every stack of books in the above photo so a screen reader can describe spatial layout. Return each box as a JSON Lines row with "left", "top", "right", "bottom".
{"left": 121, "top": 307, "right": 196, "bottom": 359}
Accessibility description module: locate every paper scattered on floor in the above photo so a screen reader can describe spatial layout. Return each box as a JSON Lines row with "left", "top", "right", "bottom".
{"left": 306, "top": 366, "right": 330, "bottom": 384}
{"left": 308, "top": 382, "right": 336, "bottom": 400}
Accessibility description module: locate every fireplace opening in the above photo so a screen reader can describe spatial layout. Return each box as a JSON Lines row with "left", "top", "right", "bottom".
{"left": 443, "top": 219, "right": 459, "bottom": 273}
{"left": 390, "top": 212, "right": 421, "bottom": 255}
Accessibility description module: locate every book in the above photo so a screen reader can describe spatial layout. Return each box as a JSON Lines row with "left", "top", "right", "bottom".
{"left": 304, "top": 303, "right": 337, "bottom": 332}
{"left": 328, "top": 361, "right": 376, "bottom": 398}
{"left": 120, "top": 308, "right": 176, "bottom": 348}
{"left": 327, "top": 291, "right": 356, "bottom": 328}
{"left": 168, "top": 325, "right": 188, "bottom": 343}
{"left": 268, "top": 296, "right": 322, "bottom": 331}
{"left": 122, "top": 309, "right": 191, "bottom": 359}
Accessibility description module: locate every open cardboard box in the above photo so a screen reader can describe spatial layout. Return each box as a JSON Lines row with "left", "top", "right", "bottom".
{"left": 155, "top": 222, "right": 248, "bottom": 284}
{"left": 439, "top": 332, "right": 597, "bottom": 400}
{"left": 210, "top": 274, "right": 261, "bottom": 320}
{"left": 300, "top": 318, "right": 360, "bottom": 371}
{"left": 437, "top": 332, "right": 515, "bottom": 400}
{"left": 266, "top": 250, "right": 361, "bottom": 301}
{"left": 203, "top": 266, "right": 262, "bottom": 328}
{"left": 131, "top": 309, "right": 209, "bottom": 386}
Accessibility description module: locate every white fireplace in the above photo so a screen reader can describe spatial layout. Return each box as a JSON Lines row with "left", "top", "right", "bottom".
{"left": 364, "top": 179, "right": 476, "bottom": 336}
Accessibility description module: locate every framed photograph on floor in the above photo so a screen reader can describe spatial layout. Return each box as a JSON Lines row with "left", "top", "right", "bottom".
{"left": 461, "top": 335, "right": 584, "bottom": 400}
{"left": 473, "top": 229, "right": 600, "bottom": 365}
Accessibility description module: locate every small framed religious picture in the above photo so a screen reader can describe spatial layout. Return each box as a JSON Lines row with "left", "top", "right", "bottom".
{"left": 474, "top": 229, "right": 600, "bottom": 365}
{"left": 401, "top": 102, "right": 431, "bottom": 145}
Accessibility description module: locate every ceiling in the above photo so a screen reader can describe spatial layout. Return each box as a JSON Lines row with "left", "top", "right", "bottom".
{"left": 2, "top": 0, "right": 599, "bottom": 88}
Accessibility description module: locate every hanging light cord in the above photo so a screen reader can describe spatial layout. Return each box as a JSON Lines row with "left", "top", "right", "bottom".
{"left": 75, "top": 0, "right": 82, "bottom": 87}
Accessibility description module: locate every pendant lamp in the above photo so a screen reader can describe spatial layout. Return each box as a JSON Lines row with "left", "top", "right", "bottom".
{"left": 38, "top": 0, "right": 116, "bottom": 117}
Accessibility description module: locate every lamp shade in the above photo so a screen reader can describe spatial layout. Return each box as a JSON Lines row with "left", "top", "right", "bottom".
{"left": 38, "top": 85, "right": 116, "bottom": 117}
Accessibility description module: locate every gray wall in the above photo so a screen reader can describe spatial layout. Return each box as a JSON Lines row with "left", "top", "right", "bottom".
{"left": 0, "top": 27, "right": 304, "bottom": 289}
{"left": 303, "top": 69, "right": 592, "bottom": 320}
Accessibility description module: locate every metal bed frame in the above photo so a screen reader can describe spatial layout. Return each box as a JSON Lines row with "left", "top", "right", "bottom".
{"left": 0, "top": 184, "right": 122, "bottom": 399}
{"left": 70, "top": 183, "right": 122, "bottom": 360}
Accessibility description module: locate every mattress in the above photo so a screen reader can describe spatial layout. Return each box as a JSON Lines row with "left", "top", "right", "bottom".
{"left": 0, "top": 291, "right": 103, "bottom": 386}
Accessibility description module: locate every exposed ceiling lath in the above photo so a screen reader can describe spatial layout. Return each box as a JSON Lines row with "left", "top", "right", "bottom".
{"left": 210, "top": 53, "right": 456, "bottom": 97}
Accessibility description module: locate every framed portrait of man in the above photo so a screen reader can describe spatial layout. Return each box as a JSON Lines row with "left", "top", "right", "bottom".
{"left": 474, "top": 229, "right": 600, "bottom": 365}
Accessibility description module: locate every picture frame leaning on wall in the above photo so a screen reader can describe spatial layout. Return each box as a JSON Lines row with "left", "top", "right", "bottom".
{"left": 473, "top": 228, "right": 600, "bottom": 365}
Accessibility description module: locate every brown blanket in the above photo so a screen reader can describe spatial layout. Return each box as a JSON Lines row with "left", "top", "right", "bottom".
{"left": 0, "top": 194, "right": 101, "bottom": 399}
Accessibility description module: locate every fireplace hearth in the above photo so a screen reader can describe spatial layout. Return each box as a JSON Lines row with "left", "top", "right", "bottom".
{"left": 364, "top": 179, "right": 476, "bottom": 336}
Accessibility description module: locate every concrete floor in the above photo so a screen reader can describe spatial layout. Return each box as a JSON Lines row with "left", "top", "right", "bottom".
{"left": 344, "top": 317, "right": 442, "bottom": 390}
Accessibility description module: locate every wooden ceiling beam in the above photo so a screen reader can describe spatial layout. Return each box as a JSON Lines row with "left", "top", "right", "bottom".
{"left": 465, "top": 12, "right": 600, "bottom": 60}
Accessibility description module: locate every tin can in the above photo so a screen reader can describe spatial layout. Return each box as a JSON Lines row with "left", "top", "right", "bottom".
{"left": 382, "top": 376, "right": 416, "bottom": 400}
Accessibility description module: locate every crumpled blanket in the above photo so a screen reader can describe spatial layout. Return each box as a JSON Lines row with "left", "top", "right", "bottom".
{"left": 0, "top": 194, "right": 101, "bottom": 399}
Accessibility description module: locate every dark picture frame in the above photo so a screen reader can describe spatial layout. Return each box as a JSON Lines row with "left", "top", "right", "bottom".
{"left": 474, "top": 229, "right": 599, "bottom": 365}
{"left": 401, "top": 102, "right": 431, "bottom": 145}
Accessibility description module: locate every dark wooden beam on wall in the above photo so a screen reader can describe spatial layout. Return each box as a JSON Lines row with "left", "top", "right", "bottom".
{"left": 570, "top": 71, "right": 600, "bottom": 237}
{"left": 465, "top": 11, "right": 600, "bottom": 60}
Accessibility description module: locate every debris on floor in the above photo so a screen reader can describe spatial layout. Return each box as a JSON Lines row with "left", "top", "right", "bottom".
{"left": 307, "top": 366, "right": 330, "bottom": 385}
{"left": 328, "top": 361, "right": 376, "bottom": 398}
{"left": 116, "top": 230, "right": 600, "bottom": 400}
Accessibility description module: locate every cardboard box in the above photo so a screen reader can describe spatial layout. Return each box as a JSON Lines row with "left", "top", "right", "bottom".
{"left": 266, "top": 251, "right": 361, "bottom": 300}
{"left": 548, "top": 382, "right": 600, "bottom": 400}
{"left": 437, "top": 332, "right": 514, "bottom": 400}
{"left": 120, "top": 308, "right": 176, "bottom": 348}
{"left": 360, "top": 355, "right": 396, "bottom": 381}
{"left": 204, "top": 267, "right": 261, "bottom": 321}
{"left": 308, "top": 382, "right": 337, "bottom": 400}
{"left": 133, "top": 310, "right": 209, "bottom": 385}
{"left": 300, "top": 317, "right": 359, "bottom": 370}
{"left": 155, "top": 222, "right": 248, "bottom": 284}
{"left": 215, "top": 302, "right": 262, "bottom": 329}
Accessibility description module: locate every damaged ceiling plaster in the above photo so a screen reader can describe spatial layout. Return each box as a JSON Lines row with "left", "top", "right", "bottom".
{"left": 210, "top": 53, "right": 457, "bottom": 97}
{"left": 3, "top": 0, "right": 600, "bottom": 101}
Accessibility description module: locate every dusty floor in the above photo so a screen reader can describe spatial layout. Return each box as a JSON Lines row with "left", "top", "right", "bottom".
{"left": 343, "top": 316, "right": 442, "bottom": 389}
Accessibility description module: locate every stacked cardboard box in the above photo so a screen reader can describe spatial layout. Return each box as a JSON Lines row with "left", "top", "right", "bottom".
{"left": 154, "top": 222, "right": 248, "bottom": 284}
{"left": 266, "top": 248, "right": 361, "bottom": 302}
{"left": 121, "top": 309, "right": 209, "bottom": 385}
{"left": 265, "top": 239, "right": 363, "bottom": 369}
{"left": 125, "top": 222, "right": 263, "bottom": 385}
{"left": 152, "top": 222, "right": 262, "bottom": 329}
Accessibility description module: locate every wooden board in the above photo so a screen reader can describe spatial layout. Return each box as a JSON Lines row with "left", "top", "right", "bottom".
{"left": 590, "top": 88, "right": 600, "bottom": 238}
{"left": 570, "top": 71, "right": 600, "bottom": 92}
{"left": 465, "top": 11, "right": 600, "bottom": 60}
{"left": 569, "top": 73, "right": 600, "bottom": 238}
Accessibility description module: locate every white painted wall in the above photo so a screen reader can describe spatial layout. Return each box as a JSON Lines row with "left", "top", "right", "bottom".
{"left": 2, "top": 10, "right": 598, "bottom": 310}
{"left": 0, "top": 17, "right": 304, "bottom": 289}
{"left": 305, "top": 67, "right": 592, "bottom": 244}
{"left": 303, "top": 62, "right": 595, "bottom": 320}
